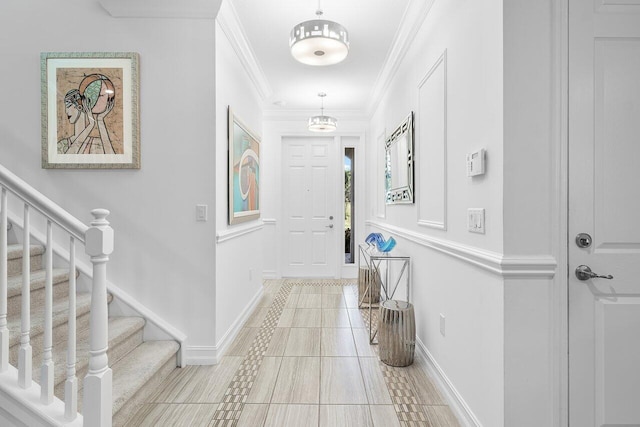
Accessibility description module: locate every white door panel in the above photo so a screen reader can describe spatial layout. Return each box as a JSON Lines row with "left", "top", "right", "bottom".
{"left": 569, "top": 1, "right": 640, "bottom": 425}
{"left": 282, "top": 137, "right": 337, "bottom": 277}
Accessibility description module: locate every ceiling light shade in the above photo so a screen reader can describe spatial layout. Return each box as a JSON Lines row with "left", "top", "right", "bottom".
{"left": 308, "top": 92, "right": 337, "bottom": 132}
{"left": 308, "top": 115, "right": 337, "bottom": 132}
{"left": 290, "top": 19, "right": 349, "bottom": 66}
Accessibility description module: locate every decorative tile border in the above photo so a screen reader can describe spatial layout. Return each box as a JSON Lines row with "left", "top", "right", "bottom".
{"left": 211, "top": 280, "right": 293, "bottom": 425}
{"left": 210, "top": 278, "right": 432, "bottom": 427}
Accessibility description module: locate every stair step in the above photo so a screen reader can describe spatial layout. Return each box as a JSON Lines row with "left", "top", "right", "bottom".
{"left": 7, "top": 292, "right": 92, "bottom": 349}
{"left": 51, "top": 317, "right": 145, "bottom": 398}
{"left": 7, "top": 268, "right": 72, "bottom": 317}
{"left": 4, "top": 243, "right": 181, "bottom": 425}
{"left": 7, "top": 244, "right": 44, "bottom": 277}
{"left": 7, "top": 292, "right": 113, "bottom": 367}
{"left": 111, "top": 341, "right": 179, "bottom": 425}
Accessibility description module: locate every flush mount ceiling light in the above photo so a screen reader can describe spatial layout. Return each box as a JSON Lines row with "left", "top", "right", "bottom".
{"left": 289, "top": 0, "right": 349, "bottom": 66}
{"left": 308, "top": 92, "right": 337, "bottom": 132}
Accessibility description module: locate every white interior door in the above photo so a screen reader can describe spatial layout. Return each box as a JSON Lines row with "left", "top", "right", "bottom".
{"left": 282, "top": 137, "right": 338, "bottom": 277}
{"left": 569, "top": 1, "right": 640, "bottom": 425}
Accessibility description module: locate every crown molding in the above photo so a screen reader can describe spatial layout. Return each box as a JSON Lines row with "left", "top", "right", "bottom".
{"left": 217, "top": 0, "right": 272, "bottom": 101}
{"left": 366, "top": 0, "right": 437, "bottom": 117}
{"left": 99, "top": 0, "right": 222, "bottom": 18}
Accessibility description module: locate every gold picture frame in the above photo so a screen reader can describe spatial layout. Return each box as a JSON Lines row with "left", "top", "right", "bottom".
{"left": 228, "top": 107, "right": 260, "bottom": 224}
{"left": 41, "top": 52, "right": 140, "bottom": 169}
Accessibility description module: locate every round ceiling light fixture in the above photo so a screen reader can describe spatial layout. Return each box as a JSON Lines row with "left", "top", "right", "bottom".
{"left": 308, "top": 92, "right": 337, "bottom": 132}
{"left": 289, "top": 1, "right": 349, "bottom": 66}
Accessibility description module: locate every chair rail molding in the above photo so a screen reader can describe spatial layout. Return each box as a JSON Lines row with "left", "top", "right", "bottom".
{"left": 216, "top": 221, "right": 264, "bottom": 243}
{"left": 366, "top": 220, "right": 557, "bottom": 279}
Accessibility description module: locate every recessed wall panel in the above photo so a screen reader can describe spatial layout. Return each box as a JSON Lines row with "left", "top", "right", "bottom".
{"left": 417, "top": 51, "right": 447, "bottom": 230}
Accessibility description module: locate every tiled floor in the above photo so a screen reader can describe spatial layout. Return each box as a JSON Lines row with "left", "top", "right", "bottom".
{"left": 127, "top": 279, "right": 460, "bottom": 427}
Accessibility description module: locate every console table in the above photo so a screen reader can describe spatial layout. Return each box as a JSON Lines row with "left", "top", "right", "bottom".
{"left": 357, "top": 243, "right": 411, "bottom": 344}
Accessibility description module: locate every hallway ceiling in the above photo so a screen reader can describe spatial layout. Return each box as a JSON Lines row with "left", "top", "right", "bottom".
{"left": 229, "top": 0, "right": 411, "bottom": 116}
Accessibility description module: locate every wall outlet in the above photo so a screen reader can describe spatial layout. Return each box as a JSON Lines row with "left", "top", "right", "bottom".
{"left": 440, "top": 314, "right": 446, "bottom": 336}
{"left": 467, "top": 208, "right": 485, "bottom": 234}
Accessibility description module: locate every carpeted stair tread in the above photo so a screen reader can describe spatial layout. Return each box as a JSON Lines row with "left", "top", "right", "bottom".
{"left": 7, "top": 244, "right": 44, "bottom": 276}
{"left": 48, "top": 317, "right": 145, "bottom": 386}
{"left": 7, "top": 292, "right": 97, "bottom": 348}
{"left": 111, "top": 341, "right": 180, "bottom": 415}
{"left": 7, "top": 268, "right": 71, "bottom": 298}
{"left": 7, "top": 244, "right": 44, "bottom": 260}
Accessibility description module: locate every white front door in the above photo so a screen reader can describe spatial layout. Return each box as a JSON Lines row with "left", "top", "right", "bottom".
{"left": 569, "top": 1, "right": 640, "bottom": 425}
{"left": 281, "top": 137, "right": 338, "bottom": 277}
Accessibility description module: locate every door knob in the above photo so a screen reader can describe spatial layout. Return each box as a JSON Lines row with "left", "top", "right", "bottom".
{"left": 326, "top": 224, "right": 334, "bottom": 228}
{"left": 575, "top": 265, "right": 613, "bottom": 281}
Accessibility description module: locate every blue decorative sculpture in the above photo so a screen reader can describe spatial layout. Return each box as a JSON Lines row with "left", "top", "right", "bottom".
{"left": 365, "top": 232, "right": 396, "bottom": 253}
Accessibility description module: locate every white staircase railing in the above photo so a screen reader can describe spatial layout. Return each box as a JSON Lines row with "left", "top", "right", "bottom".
{"left": 0, "top": 164, "right": 113, "bottom": 426}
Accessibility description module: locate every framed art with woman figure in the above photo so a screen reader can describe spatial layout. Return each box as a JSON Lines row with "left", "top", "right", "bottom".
{"left": 41, "top": 52, "right": 140, "bottom": 169}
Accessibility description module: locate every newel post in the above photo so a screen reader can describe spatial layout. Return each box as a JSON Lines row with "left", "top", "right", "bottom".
{"left": 83, "top": 209, "right": 113, "bottom": 427}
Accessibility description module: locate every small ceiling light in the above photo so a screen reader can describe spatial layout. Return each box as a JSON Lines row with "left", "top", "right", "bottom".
{"left": 289, "top": 0, "right": 349, "bottom": 66}
{"left": 308, "top": 92, "right": 337, "bottom": 132}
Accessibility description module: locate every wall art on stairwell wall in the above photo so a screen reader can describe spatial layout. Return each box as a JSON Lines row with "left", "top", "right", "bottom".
{"left": 41, "top": 52, "right": 140, "bottom": 169}
{"left": 228, "top": 107, "right": 260, "bottom": 225}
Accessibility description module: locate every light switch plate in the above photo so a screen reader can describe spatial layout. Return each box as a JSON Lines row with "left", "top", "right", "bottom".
{"left": 468, "top": 208, "right": 485, "bottom": 234}
{"left": 196, "top": 204, "right": 208, "bottom": 222}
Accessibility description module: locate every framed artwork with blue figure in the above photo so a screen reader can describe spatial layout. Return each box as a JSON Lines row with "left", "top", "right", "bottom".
{"left": 41, "top": 52, "right": 140, "bottom": 169}
{"left": 228, "top": 107, "right": 260, "bottom": 225}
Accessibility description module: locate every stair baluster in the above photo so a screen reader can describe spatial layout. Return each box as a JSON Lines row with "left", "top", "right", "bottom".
{"left": 65, "top": 236, "right": 78, "bottom": 421}
{"left": 0, "top": 188, "right": 7, "bottom": 372}
{"left": 41, "top": 220, "right": 54, "bottom": 404}
{"left": 83, "top": 209, "right": 114, "bottom": 427}
{"left": 18, "top": 204, "right": 32, "bottom": 388}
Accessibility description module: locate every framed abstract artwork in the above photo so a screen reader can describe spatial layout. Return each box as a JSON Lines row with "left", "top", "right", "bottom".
{"left": 228, "top": 107, "right": 260, "bottom": 225}
{"left": 41, "top": 52, "right": 140, "bottom": 169}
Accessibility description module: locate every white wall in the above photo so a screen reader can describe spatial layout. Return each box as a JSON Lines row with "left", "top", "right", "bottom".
{"left": 214, "top": 7, "right": 264, "bottom": 357}
{"left": 0, "top": 0, "right": 217, "bottom": 359}
{"left": 366, "top": 0, "right": 563, "bottom": 426}
{"left": 366, "top": 0, "right": 506, "bottom": 425}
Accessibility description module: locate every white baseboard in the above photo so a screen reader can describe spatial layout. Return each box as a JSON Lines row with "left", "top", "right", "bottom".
{"left": 185, "top": 285, "right": 265, "bottom": 365}
{"left": 184, "top": 346, "right": 218, "bottom": 366}
{"left": 263, "top": 270, "right": 277, "bottom": 279}
{"left": 415, "top": 337, "right": 482, "bottom": 427}
{"left": 214, "top": 285, "right": 264, "bottom": 363}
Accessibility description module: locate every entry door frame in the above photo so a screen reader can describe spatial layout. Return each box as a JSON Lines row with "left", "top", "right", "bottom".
{"left": 552, "top": 1, "right": 570, "bottom": 426}
{"left": 281, "top": 135, "right": 340, "bottom": 278}
{"left": 275, "top": 130, "right": 366, "bottom": 279}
